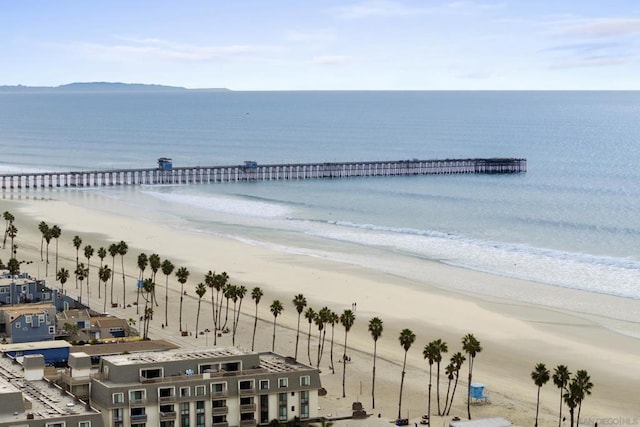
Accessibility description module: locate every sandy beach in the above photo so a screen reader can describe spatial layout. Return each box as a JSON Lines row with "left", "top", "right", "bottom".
{"left": 2, "top": 194, "right": 640, "bottom": 426}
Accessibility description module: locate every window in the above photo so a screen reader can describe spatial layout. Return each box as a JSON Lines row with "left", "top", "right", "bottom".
{"left": 181, "top": 403, "right": 190, "bottom": 427}
{"left": 259, "top": 379, "right": 269, "bottom": 390}
{"left": 195, "top": 385, "right": 206, "bottom": 396}
{"left": 198, "top": 363, "right": 218, "bottom": 373}
{"left": 301, "top": 390, "right": 310, "bottom": 419}
{"left": 140, "top": 367, "right": 163, "bottom": 379}
{"left": 38, "top": 314, "right": 45, "bottom": 323}
{"left": 278, "top": 378, "right": 288, "bottom": 388}
{"left": 48, "top": 325, "right": 55, "bottom": 334}
{"left": 46, "top": 423, "right": 65, "bottom": 427}
{"left": 239, "top": 379, "right": 254, "bottom": 392}
{"left": 160, "top": 404, "right": 175, "bottom": 413}
{"left": 211, "top": 382, "right": 226, "bottom": 394}
{"left": 180, "top": 387, "right": 190, "bottom": 397}
{"left": 79, "top": 422, "right": 91, "bottom": 427}
{"left": 300, "top": 375, "right": 310, "bottom": 386}
{"left": 25, "top": 315, "right": 32, "bottom": 324}
{"left": 14, "top": 322, "right": 20, "bottom": 329}
{"left": 129, "top": 389, "right": 146, "bottom": 403}
{"left": 159, "top": 387, "right": 175, "bottom": 399}
{"left": 196, "top": 401, "right": 205, "bottom": 414}
{"left": 278, "top": 393, "right": 287, "bottom": 421}
{"left": 113, "top": 408, "right": 124, "bottom": 422}
{"left": 112, "top": 392, "right": 124, "bottom": 404}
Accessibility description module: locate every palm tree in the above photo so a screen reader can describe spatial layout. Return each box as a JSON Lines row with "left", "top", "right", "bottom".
{"left": 43, "top": 226, "right": 53, "bottom": 275}
{"left": 148, "top": 253, "right": 161, "bottom": 306}
{"left": 56, "top": 267, "right": 69, "bottom": 294}
{"left": 175, "top": 267, "right": 189, "bottom": 332}
{"left": 532, "top": 363, "right": 550, "bottom": 427}
{"left": 99, "top": 265, "right": 112, "bottom": 314}
{"left": 423, "top": 342, "right": 437, "bottom": 422}
{"left": 7, "top": 224, "right": 17, "bottom": 259}
{"left": 2, "top": 211, "right": 15, "bottom": 249}
{"left": 368, "top": 317, "right": 383, "bottom": 409}
{"left": 161, "top": 259, "right": 175, "bottom": 327}
{"left": 432, "top": 339, "right": 448, "bottom": 415}
{"left": 397, "top": 328, "right": 416, "bottom": 421}
{"left": 136, "top": 253, "right": 148, "bottom": 314}
{"left": 51, "top": 225, "right": 61, "bottom": 273}
{"left": 304, "top": 307, "right": 316, "bottom": 366}
{"left": 215, "top": 272, "right": 229, "bottom": 327}
{"left": 204, "top": 271, "right": 218, "bottom": 340}
{"left": 117, "top": 240, "right": 128, "bottom": 306}
{"left": 233, "top": 285, "right": 247, "bottom": 346}
{"left": 563, "top": 377, "right": 581, "bottom": 427}
{"left": 84, "top": 245, "right": 94, "bottom": 297}
{"left": 221, "top": 283, "right": 234, "bottom": 331}
{"left": 97, "top": 247, "right": 107, "bottom": 298}
{"left": 141, "top": 278, "right": 154, "bottom": 339}
{"left": 443, "top": 362, "right": 456, "bottom": 416}
{"left": 194, "top": 282, "right": 207, "bottom": 339}
{"left": 462, "top": 334, "right": 482, "bottom": 420}
{"left": 75, "top": 263, "right": 88, "bottom": 306}
{"left": 340, "top": 309, "right": 355, "bottom": 398}
{"left": 315, "top": 307, "right": 330, "bottom": 369}
{"left": 327, "top": 310, "right": 339, "bottom": 374}
{"left": 108, "top": 243, "right": 119, "bottom": 303}
{"left": 269, "top": 300, "right": 284, "bottom": 351}
{"left": 72, "top": 235, "right": 82, "bottom": 288}
{"left": 7, "top": 257, "right": 20, "bottom": 277}
{"left": 553, "top": 365, "right": 571, "bottom": 427}
{"left": 292, "top": 294, "right": 307, "bottom": 360}
{"left": 574, "top": 370, "right": 593, "bottom": 427}
{"left": 38, "top": 221, "right": 48, "bottom": 261}
{"left": 445, "top": 352, "right": 466, "bottom": 415}
{"left": 250, "top": 287, "right": 263, "bottom": 351}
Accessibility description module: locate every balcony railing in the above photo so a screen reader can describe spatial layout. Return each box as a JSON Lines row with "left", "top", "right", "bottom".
{"left": 240, "top": 419, "right": 257, "bottom": 427}
{"left": 239, "top": 387, "right": 256, "bottom": 396}
{"left": 212, "top": 406, "right": 229, "bottom": 415}
{"left": 129, "top": 397, "right": 147, "bottom": 405}
{"left": 211, "top": 390, "right": 228, "bottom": 398}
{"left": 212, "top": 422, "right": 229, "bottom": 427}
{"left": 239, "top": 403, "right": 256, "bottom": 412}
{"left": 159, "top": 395, "right": 176, "bottom": 403}
{"left": 127, "top": 368, "right": 266, "bottom": 384}
{"left": 159, "top": 411, "right": 177, "bottom": 420}
{"left": 130, "top": 413, "right": 148, "bottom": 421}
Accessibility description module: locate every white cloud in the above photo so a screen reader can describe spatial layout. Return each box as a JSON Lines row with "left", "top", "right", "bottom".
{"left": 285, "top": 29, "right": 335, "bottom": 42}
{"left": 334, "top": 0, "right": 433, "bottom": 19}
{"left": 73, "top": 37, "right": 276, "bottom": 62}
{"left": 550, "top": 56, "right": 633, "bottom": 69}
{"left": 562, "top": 18, "right": 640, "bottom": 38}
{"left": 311, "top": 55, "right": 351, "bottom": 65}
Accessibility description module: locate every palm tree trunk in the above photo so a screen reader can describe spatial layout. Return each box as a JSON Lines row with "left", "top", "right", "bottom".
{"left": 535, "top": 386, "right": 541, "bottom": 427}
{"left": 447, "top": 374, "right": 460, "bottom": 416}
{"left": 195, "top": 300, "right": 201, "bottom": 339}
{"left": 558, "top": 389, "right": 563, "bottom": 427}
{"left": 398, "top": 351, "right": 408, "bottom": 421}
{"left": 444, "top": 378, "right": 452, "bottom": 415}
{"left": 103, "top": 281, "right": 107, "bottom": 313}
{"left": 222, "top": 298, "right": 230, "bottom": 330}
{"left": 164, "top": 278, "right": 169, "bottom": 327}
{"left": 342, "top": 330, "right": 349, "bottom": 398}
{"left": 110, "top": 258, "right": 115, "bottom": 303}
{"left": 211, "top": 291, "right": 217, "bottom": 344}
{"left": 272, "top": 318, "right": 277, "bottom": 351}
{"left": 467, "top": 357, "right": 474, "bottom": 420}
{"left": 570, "top": 408, "right": 575, "bottom": 427}
{"left": 307, "top": 323, "right": 313, "bottom": 366}
{"left": 231, "top": 301, "right": 238, "bottom": 345}
{"left": 330, "top": 326, "right": 336, "bottom": 374}
{"left": 251, "top": 304, "right": 258, "bottom": 351}
{"left": 428, "top": 365, "right": 432, "bottom": 424}
{"left": 295, "top": 314, "right": 301, "bottom": 360}
{"left": 179, "top": 283, "right": 184, "bottom": 332}
{"left": 436, "top": 362, "right": 442, "bottom": 415}
{"left": 576, "top": 402, "right": 582, "bottom": 427}
{"left": 121, "top": 257, "right": 126, "bottom": 307}
{"left": 372, "top": 340, "right": 377, "bottom": 409}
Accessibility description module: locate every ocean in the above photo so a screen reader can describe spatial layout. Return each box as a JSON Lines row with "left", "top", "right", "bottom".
{"left": 1, "top": 90, "right": 639, "bottom": 319}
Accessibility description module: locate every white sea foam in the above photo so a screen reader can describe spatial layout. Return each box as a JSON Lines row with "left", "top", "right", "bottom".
{"left": 141, "top": 190, "right": 292, "bottom": 219}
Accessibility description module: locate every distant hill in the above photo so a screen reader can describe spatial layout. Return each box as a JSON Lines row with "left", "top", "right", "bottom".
{"left": 0, "top": 82, "right": 231, "bottom": 92}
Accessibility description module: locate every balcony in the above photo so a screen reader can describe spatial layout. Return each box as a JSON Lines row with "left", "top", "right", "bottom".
{"left": 240, "top": 419, "right": 257, "bottom": 427}
{"left": 159, "top": 395, "right": 176, "bottom": 403}
{"left": 212, "top": 406, "right": 229, "bottom": 415}
{"left": 130, "top": 413, "right": 148, "bottom": 422}
{"left": 212, "top": 423, "right": 229, "bottom": 427}
{"left": 159, "top": 411, "right": 177, "bottom": 420}
{"left": 239, "top": 403, "right": 256, "bottom": 412}
{"left": 211, "top": 390, "right": 228, "bottom": 398}
{"left": 129, "top": 397, "right": 147, "bottom": 405}
{"left": 239, "top": 387, "right": 256, "bottom": 396}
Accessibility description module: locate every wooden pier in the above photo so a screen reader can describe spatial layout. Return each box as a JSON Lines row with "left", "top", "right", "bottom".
{"left": 0, "top": 158, "right": 526, "bottom": 190}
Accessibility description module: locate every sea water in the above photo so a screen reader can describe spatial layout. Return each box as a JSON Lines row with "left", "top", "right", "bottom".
{"left": 1, "top": 90, "right": 639, "bottom": 313}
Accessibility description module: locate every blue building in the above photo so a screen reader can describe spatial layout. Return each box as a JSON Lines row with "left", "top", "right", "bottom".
{"left": 0, "top": 272, "right": 57, "bottom": 306}
{"left": 0, "top": 303, "right": 57, "bottom": 343}
{"left": 0, "top": 339, "right": 71, "bottom": 365}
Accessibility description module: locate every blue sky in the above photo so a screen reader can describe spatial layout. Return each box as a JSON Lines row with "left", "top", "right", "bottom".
{"left": 2, "top": 0, "right": 639, "bottom": 90}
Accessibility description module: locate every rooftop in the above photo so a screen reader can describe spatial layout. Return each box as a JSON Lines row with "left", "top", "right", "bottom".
{"left": 70, "top": 339, "right": 179, "bottom": 356}
{"left": 0, "top": 354, "right": 99, "bottom": 423}
{"left": 1, "top": 340, "right": 71, "bottom": 352}
{"left": 102, "top": 346, "right": 249, "bottom": 366}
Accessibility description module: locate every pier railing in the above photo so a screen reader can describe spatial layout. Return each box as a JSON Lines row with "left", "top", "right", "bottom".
{"left": 0, "top": 158, "right": 526, "bottom": 189}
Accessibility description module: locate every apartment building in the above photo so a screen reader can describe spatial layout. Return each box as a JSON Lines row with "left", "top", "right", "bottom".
{"left": 89, "top": 347, "right": 322, "bottom": 427}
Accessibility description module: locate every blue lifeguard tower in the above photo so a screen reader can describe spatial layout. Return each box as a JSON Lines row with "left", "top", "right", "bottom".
{"left": 470, "top": 383, "right": 489, "bottom": 403}
{"left": 158, "top": 157, "right": 173, "bottom": 170}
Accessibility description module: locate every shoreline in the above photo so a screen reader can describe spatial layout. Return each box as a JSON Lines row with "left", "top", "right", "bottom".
{"left": 2, "top": 194, "right": 640, "bottom": 424}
